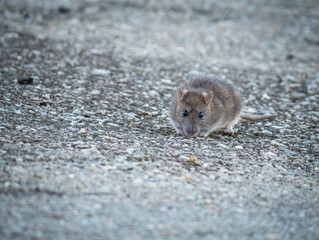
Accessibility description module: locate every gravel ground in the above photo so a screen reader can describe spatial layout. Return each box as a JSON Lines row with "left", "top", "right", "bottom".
{"left": 0, "top": 0, "right": 319, "bottom": 239}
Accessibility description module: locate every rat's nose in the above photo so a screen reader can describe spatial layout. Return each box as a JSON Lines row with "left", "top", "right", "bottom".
{"left": 185, "top": 127, "right": 198, "bottom": 136}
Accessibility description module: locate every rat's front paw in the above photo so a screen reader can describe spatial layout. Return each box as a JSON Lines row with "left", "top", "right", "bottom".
{"left": 176, "top": 129, "right": 184, "bottom": 136}
{"left": 223, "top": 128, "right": 237, "bottom": 136}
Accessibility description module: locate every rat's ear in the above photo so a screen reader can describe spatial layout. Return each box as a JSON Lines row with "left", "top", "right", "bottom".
{"left": 177, "top": 87, "right": 187, "bottom": 102}
{"left": 202, "top": 91, "right": 214, "bottom": 104}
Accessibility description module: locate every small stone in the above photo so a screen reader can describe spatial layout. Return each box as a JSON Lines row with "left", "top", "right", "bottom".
{"left": 283, "top": 74, "right": 296, "bottom": 82}
{"left": 125, "top": 112, "right": 136, "bottom": 119}
{"left": 178, "top": 155, "right": 188, "bottom": 162}
{"left": 270, "top": 140, "right": 285, "bottom": 147}
{"left": 77, "top": 144, "right": 89, "bottom": 149}
{"left": 261, "top": 130, "right": 273, "bottom": 136}
{"left": 161, "top": 79, "right": 173, "bottom": 84}
{"left": 32, "top": 50, "right": 41, "bottom": 56}
{"left": 189, "top": 156, "right": 200, "bottom": 165}
{"left": 307, "top": 83, "right": 318, "bottom": 94}
{"left": 265, "top": 233, "right": 282, "bottom": 239}
{"left": 284, "top": 149, "right": 296, "bottom": 155}
{"left": 107, "top": 123, "right": 120, "bottom": 127}
{"left": 151, "top": 111, "right": 158, "bottom": 116}
{"left": 271, "top": 126, "right": 283, "bottom": 130}
{"left": 43, "top": 94, "right": 50, "bottom": 100}
{"left": 234, "top": 145, "right": 243, "bottom": 150}
{"left": 291, "top": 92, "right": 306, "bottom": 100}
{"left": 135, "top": 77, "right": 144, "bottom": 83}
{"left": 263, "top": 151, "right": 277, "bottom": 157}
{"left": 58, "top": 6, "right": 71, "bottom": 14}
{"left": 91, "top": 68, "right": 111, "bottom": 76}
{"left": 185, "top": 176, "right": 193, "bottom": 181}
{"left": 275, "top": 165, "right": 286, "bottom": 171}
{"left": 218, "top": 143, "right": 229, "bottom": 149}
{"left": 1, "top": 32, "right": 19, "bottom": 40}
{"left": 91, "top": 89, "right": 100, "bottom": 95}
{"left": 99, "top": 135, "right": 115, "bottom": 141}
{"left": 18, "top": 77, "right": 33, "bottom": 85}
{"left": 149, "top": 90, "right": 159, "bottom": 97}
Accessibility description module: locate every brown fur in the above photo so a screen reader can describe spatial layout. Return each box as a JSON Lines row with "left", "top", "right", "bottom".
{"left": 169, "top": 76, "right": 275, "bottom": 136}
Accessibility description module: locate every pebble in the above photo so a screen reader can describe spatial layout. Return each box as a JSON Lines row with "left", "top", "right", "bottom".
{"left": 18, "top": 77, "right": 33, "bottom": 85}
{"left": 161, "top": 79, "right": 173, "bottom": 84}
{"left": 161, "top": 114, "right": 167, "bottom": 119}
{"left": 76, "top": 144, "right": 89, "bottom": 149}
{"left": 307, "top": 83, "right": 318, "bottom": 94}
{"left": 107, "top": 123, "right": 120, "bottom": 127}
{"left": 125, "top": 112, "right": 136, "bottom": 119}
{"left": 291, "top": 92, "right": 306, "bottom": 100}
{"left": 178, "top": 155, "right": 189, "bottom": 162}
{"left": 270, "top": 140, "right": 285, "bottom": 147}
{"left": 149, "top": 90, "right": 159, "bottom": 97}
{"left": 99, "top": 136, "right": 115, "bottom": 141}
{"left": 283, "top": 74, "right": 296, "bottom": 82}
{"left": 284, "top": 149, "right": 296, "bottom": 155}
{"left": 261, "top": 130, "right": 273, "bottom": 136}
{"left": 218, "top": 143, "right": 229, "bottom": 149}
{"left": 91, "top": 68, "right": 111, "bottom": 76}
{"left": 91, "top": 89, "right": 101, "bottom": 95}
{"left": 15, "top": 157, "right": 23, "bottom": 163}
{"left": 1, "top": 32, "right": 19, "bottom": 40}
{"left": 234, "top": 145, "right": 243, "bottom": 150}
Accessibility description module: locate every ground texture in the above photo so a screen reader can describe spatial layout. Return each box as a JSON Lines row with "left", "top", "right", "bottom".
{"left": 0, "top": 0, "right": 318, "bottom": 239}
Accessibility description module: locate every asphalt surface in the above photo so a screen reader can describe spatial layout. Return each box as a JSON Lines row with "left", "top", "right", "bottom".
{"left": 0, "top": 0, "right": 318, "bottom": 239}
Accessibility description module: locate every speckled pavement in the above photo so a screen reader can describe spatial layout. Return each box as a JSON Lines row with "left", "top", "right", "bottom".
{"left": 0, "top": 1, "right": 318, "bottom": 239}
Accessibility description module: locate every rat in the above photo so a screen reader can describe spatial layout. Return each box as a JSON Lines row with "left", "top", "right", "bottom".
{"left": 169, "top": 75, "right": 276, "bottom": 137}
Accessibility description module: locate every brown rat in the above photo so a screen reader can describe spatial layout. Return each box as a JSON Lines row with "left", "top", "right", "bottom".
{"left": 169, "top": 75, "right": 276, "bottom": 137}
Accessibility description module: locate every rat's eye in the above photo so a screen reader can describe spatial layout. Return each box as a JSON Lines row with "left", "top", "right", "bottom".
{"left": 183, "top": 110, "right": 189, "bottom": 117}
{"left": 198, "top": 112, "right": 204, "bottom": 119}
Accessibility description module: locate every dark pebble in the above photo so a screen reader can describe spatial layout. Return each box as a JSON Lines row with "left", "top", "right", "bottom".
{"left": 18, "top": 77, "right": 33, "bottom": 85}
{"left": 286, "top": 53, "right": 295, "bottom": 60}
{"left": 58, "top": 6, "right": 70, "bottom": 14}
{"left": 39, "top": 102, "right": 47, "bottom": 106}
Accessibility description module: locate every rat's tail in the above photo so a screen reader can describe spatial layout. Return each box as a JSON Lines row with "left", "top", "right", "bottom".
{"left": 240, "top": 113, "right": 277, "bottom": 121}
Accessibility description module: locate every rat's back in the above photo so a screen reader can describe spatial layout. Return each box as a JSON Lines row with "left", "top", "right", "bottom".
{"left": 184, "top": 75, "right": 233, "bottom": 93}
{"left": 184, "top": 76, "right": 241, "bottom": 114}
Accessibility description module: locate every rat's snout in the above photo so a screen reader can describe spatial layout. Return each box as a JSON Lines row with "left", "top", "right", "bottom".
{"left": 183, "top": 124, "right": 199, "bottom": 137}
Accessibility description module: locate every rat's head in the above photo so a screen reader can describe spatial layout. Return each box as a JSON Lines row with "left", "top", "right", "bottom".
{"left": 175, "top": 87, "right": 214, "bottom": 136}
